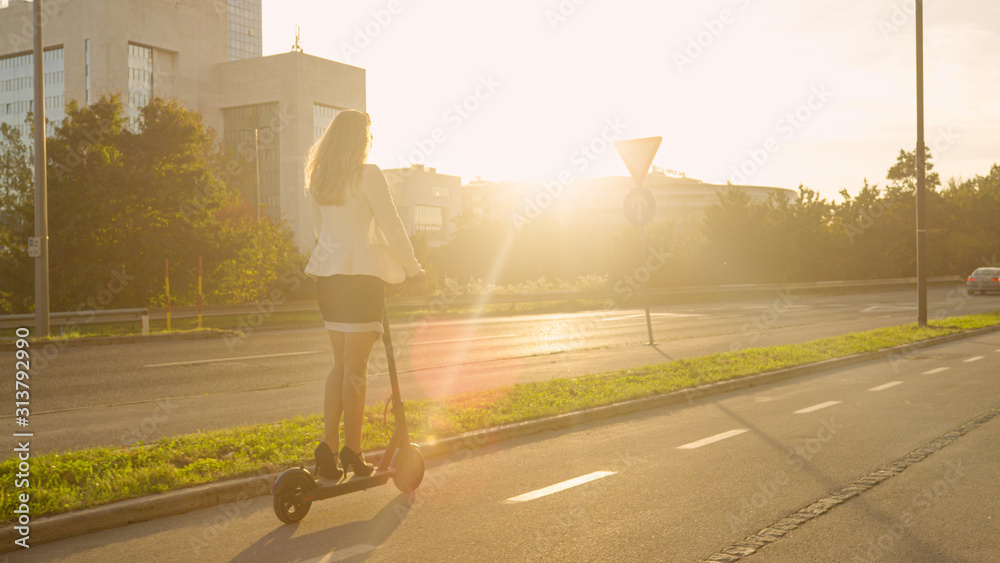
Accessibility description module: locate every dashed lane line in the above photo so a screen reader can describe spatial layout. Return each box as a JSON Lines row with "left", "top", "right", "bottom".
{"left": 793, "top": 401, "right": 841, "bottom": 414}
{"left": 144, "top": 351, "right": 318, "bottom": 368}
{"left": 419, "top": 334, "right": 516, "bottom": 345}
{"left": 301, "top": 544, "right": 378, "bottom": 562}
{"left": 923, "top": 367, "right": 950, "bottom": 375}
{"left": 677, "top": 429, "right": 749, "bottom": 450}
{"left": 963, "top": 356, "right": 984, "bottom": 363}
{"left": 869, "top": 381, "right": 903, "bottom": 391}
{"left": 503, "top": 471, "right": 616, "bottom": 503}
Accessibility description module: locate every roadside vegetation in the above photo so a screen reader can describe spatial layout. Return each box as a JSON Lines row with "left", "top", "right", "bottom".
{"left": 2, "top": 311, "right": 998, "bottom": 522}
{"left": 3, "top": 96, "right": 999, "bottom": 318}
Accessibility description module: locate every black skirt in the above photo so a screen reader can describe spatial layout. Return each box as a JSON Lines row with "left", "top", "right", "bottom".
{"left": 315, "top": 275, "right": 386, "bottom": 333}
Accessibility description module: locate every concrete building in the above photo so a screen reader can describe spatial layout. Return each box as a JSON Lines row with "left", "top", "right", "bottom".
{"left": 469, "top": 172, "right": 797, "bottom": 228}
{"left": 383, "top": 164, "right": 462, "bottom": 247}
{"left": 0, "top": 0, "right": 365, "bottom": 250}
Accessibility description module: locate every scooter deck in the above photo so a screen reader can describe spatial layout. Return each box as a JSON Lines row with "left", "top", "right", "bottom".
{"left": 305, "top": 469, "right": 395, "bottom": 502}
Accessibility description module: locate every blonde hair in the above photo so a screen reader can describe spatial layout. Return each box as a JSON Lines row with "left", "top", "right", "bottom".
{"left": 304, "top": 109, "right": 371, "bottom": 205}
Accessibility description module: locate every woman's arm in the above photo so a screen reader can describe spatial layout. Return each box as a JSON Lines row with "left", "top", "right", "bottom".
{"left": 361, "top": 164, "right": 422, "bottom": 277}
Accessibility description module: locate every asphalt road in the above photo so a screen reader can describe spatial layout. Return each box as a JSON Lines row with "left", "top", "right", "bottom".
{"left": 15, "top": 327, "right": 1000, "bottom": 562}
{"left": 5, "top": 286, "right": 999, "bottom": 455}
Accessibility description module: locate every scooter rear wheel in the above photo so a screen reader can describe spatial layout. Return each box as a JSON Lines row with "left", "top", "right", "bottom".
{"left": 273, "top": 472, "right": 315, "bottom": 524}
{"left": 391, "top": 443, "right": 425, "bottom": 493}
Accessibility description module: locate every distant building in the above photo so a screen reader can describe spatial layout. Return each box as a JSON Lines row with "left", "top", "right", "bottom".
{"left": 382, "top": 164, "right": 462, "bottom": 247}
{"left": 462, "top": 178, "right": 532, "bottom": 223}
{"left": 0, "top": 0, "right": 365, "bottom": 250}
{"left": 466, "top": 172, "right": 797, "bottom": 228}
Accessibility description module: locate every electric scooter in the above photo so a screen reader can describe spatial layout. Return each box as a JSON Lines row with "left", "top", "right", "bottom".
{"left": 271, "top": 308, "right": 425, "bottom": 524}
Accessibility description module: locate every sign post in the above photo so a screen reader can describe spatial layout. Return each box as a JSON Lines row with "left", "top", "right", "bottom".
{"left": 614, "top": 136, "right": 661, "bottom": 346}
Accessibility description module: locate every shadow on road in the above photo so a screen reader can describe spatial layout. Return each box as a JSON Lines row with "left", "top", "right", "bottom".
{"left": 648, "top": 344, "right": 673, "bottom": 361}
{"left": 230, "top": 493, "right": 413, "bottom": 563}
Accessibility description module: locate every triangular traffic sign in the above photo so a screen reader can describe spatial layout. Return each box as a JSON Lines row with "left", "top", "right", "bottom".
{"left": 614, "top": 136, "right": 662, "bottom": 187}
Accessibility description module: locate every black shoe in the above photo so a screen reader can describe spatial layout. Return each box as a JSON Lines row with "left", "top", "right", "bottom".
{"left": 314, "top": 442, "right": 343, "bottom": 480}
{"left": 340, "top": 446, "right": 375, "bottom": 477}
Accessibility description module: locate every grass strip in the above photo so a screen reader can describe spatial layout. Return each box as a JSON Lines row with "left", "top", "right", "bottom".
{"left": 2, "top": 311, "right": 999, "bottom": 522}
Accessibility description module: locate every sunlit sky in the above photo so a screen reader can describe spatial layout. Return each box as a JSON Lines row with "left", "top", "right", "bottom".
{"left": 263, "top": 0, "right": 1000, "bottom": 201}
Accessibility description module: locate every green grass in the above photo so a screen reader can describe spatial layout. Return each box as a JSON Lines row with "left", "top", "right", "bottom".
{"left": 3, "top": 311, "right": 999, "bottom": 522}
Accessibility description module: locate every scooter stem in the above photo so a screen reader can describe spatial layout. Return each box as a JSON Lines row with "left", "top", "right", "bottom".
{"left": 381, "top": 308, "right": 409, "bottom": 441}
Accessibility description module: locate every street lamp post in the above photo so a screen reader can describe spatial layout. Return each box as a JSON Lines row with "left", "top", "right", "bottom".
{"left": 239, "top": 126, "right": 272, "bottom": 296}
{"left": 916, "top": 0, "right": 927, "bottom": 326}
{"left": 33, "top": 0, "right": 50, "bottom": 337}
{"left": 240, "top": 126, "right": 271, "bottom": 247}
{"left": 253, "top": 127, "right": 262, "bottom": 246}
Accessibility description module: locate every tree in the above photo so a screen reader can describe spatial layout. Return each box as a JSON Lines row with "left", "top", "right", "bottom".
{"left": 0, "top": 123, "right": 34, "bottom": 313}
{"left": 886, "top": 146, "right": 940, "bottom": 194}
{"left": 700, "top": 187, "right": 772, "bottom": 283}
{"left": 2, "top": 94, "right": 305, "bottom": 313}
{"left": 767, "top": 187, "right": 838, "bottom": 282}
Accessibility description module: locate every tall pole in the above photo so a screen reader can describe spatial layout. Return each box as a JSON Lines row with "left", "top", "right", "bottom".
{"left": 915, "top": 0, "right": 927, "bottom": 326}
{"left": 639, "top": 225, "right": 654, "bottom": 346}
{"left": 253, "top": 129, "right": 261, "bottom": 226}
{"left": 33, "top": 0, "right": 50, "bottom": 337}
{"left": 253, "top": 127, "right": 263, "bottom": 299}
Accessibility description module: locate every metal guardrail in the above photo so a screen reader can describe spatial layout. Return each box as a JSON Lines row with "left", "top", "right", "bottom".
{"left": 145, "top": 275, "right": 968, "bottom": 321}
{"left": 0, "top": 308, "right": 150, "bottom": 334}
{"left": 0, "top": 276, "right": 965, "bottom": 330}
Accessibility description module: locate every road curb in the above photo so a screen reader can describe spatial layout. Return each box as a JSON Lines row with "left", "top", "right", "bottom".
{"left": 3, "top": 323, "right": 999, "bottom": 552}
{"left": 0, "top": 329, "right": 235, "bottom": 351}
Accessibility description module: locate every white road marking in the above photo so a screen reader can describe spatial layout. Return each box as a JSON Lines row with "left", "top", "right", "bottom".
{"left": 677, "top": 429, "right": 749, "bottom": 449}
{"left": 503, "top": 471, "right": 616, "bottom": 503}
{"left": 862, "top": 304, "right": 916, "bottom": 313}
{"left": 923, "top": 367, "right": 950, "bottom": 375}
{"left": 419, "top": 334, "right": 516, "bottom": 345}
{"left": 599, "top": 313, "right": 703, "bottom": 322}
{"left": 794, "top": 401, "right": 841, "bottom": 414}
{"left": 144, "top": 351, "right": 318, "bottom": 368}
{"left": 869, "top": 381, "right": 903, "bottom": 391}
{"left": 302, "top": 544, "right": 378, "bottom": 562}
{"left": 963, "top": 356, "right": 984, "bottom": 363}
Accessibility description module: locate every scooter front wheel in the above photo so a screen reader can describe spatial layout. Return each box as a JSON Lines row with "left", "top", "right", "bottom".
{"left": 391, "top": 443, "right": 425, "bottom": 493}
{"left": 272, "top": 469, "right": 315, "bottom": 524}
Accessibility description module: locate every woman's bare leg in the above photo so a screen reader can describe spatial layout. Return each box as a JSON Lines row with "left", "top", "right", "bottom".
{"left": 323, "top": 330, "right": 346, "bottom": 452}
{"left": 342, "top": 331, "right": 379, "bottom": 452}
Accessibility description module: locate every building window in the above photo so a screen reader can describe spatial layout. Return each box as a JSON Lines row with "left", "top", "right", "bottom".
{"left": 127, "top": 43, "right": 152, "bottom": 126}
{"left": 313, "top": 103, "right": 340, "bottom": 142}
{"left": 432, "top": 186, "right": 450, "bottom": 198}
{"left": 222, "top": 102, "right": 282, "bottom": 219}
{"left": 0, "top": 47, "right": 65, "bottom": 142}
{"left": 227, "top": 0, "right": 262, "bottom": 61}
{"left": 413, "top": 205, "right": 443, "bottom": 232}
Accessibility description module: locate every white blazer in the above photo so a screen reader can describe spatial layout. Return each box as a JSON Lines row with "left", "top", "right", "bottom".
{"left": 304, "top": 164, "right": 421, "bottom": 283}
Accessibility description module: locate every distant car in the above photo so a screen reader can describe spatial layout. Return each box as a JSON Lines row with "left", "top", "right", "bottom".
{"left": 966, "top": 267, "right": 1000, "bottom": 295}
